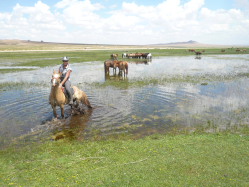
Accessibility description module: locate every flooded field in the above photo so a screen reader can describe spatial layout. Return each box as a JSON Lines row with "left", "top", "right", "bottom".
{"left": 1, "top": 55, "right": 249, "bottom": 147}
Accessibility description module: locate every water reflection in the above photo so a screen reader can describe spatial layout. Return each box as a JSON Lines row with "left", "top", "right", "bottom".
{"left": 104, "top": 73, "right": 128, "bottom": 81}
{"left": 52, "top": 108, "right": 93, "bottom": 141}
{"left": 127, "top": 59, "right": 152, "bottom": 65}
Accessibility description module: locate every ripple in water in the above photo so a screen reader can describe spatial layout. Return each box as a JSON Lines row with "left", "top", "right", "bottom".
{"left": 1, "top": 55, "right": 249, "bottom": 147}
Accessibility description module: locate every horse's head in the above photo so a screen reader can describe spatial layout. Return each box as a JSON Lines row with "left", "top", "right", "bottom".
{"left": 51, "top": 71, "right": 61, "bottom": 86}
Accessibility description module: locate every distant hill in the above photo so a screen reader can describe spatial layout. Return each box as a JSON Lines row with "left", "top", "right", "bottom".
{"left": 153, "top": 40, "right": 198, "bottom": 45}
{"left": 0, "top": 39, "right": 245, "bottom": 51}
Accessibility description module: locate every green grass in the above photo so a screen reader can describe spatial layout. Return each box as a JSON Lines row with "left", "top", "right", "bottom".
{"left": 0, "top": 48, "right": 248, "bottom": 70}
{"left": 0, "top": 133, "right": 248, "bottom": 186}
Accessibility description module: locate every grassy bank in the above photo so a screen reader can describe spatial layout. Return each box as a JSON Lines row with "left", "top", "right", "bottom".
{"left": 0, "top": 48, "right": 249, "bottom": 71}
{"left": 0, "top": 133, "right": 248, "bottom": 186}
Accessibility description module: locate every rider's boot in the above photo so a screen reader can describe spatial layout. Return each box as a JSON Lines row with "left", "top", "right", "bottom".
{"left": 68, "top": 92, "right": 74, "bottom": 105}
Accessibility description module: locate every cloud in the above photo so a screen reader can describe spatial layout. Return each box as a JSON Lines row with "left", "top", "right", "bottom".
{"left": 55, "top": 0, "right": 104, "bottom": 27}
{"left": 0, "top": 1, "right": 64, "bottom": 40}
{"left": 235, "top": 0, "right": 249, "bottom": 9}
{"left": 0, "top": 0, "right": 248, "bottom": 45}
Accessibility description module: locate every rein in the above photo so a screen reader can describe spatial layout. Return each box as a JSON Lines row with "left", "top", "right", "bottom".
{"left": 51, "top": 73, "right": 61, "bottom": 86}
{"left": 51, "top": 73, "right": 66, "bottom": 93}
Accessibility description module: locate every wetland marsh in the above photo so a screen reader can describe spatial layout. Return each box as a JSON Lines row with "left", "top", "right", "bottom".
{"left": 1, "top": 53, "right": 249, "bottom": 148}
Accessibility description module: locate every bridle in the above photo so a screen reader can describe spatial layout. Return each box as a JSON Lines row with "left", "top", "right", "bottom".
{"left": 51, "top": 73, "right": 61, "bottom": 86}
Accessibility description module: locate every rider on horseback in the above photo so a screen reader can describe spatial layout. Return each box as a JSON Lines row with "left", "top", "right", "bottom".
{"left": 59, "top": 56, "right": 74, "bottom": 105}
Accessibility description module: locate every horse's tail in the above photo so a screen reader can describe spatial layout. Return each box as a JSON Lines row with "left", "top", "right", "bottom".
{"left": 125, "top": 62, "right": 128, "bottom": 75}
{"left": 81, "top": 93, "right": 92, "bottom": 108}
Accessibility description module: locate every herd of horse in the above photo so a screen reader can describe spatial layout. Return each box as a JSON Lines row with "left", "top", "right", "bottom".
{"left": 188, "top": 48, "right": 247, "bottom": 54}
{"left": 122, "top": 52, "right": 152, "bottom": 59}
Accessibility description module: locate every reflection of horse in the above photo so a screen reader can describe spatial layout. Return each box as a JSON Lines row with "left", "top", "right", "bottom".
{"left": 104, "top": 60, "right": 117, "bottom": 75}
{"left": 49, "top": 71, "right": 92, "bottom": 118}
{"left": 128, "top": 59, "right": 152, "bottom": 65}
{"left": 52, "top": 108, "right": 93, "bottom": 141}
{"left": 105, "top": 74, "right": 127, "bottom": 81}
{"left": 195, "top": 56, "right": 202, "bottom": 60}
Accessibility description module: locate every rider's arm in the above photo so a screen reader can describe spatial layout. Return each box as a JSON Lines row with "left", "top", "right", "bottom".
{"left": 60, "top": 70, "right": 72, "bottom": 86}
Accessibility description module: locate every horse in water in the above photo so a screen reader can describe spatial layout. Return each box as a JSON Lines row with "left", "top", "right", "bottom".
{"left": 104, "top": 60, "right": 117, "bottom": 75}
{"left": 114, "top": 60, "right": 128, "bottom": 77}
{"left": 49, "top": 71, "right": 92, "bottom": 118}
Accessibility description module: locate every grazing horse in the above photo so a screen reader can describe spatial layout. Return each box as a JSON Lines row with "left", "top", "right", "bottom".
{"left": 104, "top": 60, "right": 118, "bottom": 75}
{"left": 195, "top": 51, "right": 202, "bottom": 55}
{"left": 110, "top": 54, "right": 118, "bottom": 60}
{"left": 122, "top": 53, "right": 127, "bottom": 58}
{"left": 142, "top": 53, "right": 152, "bottom": 59}
{"left": 114, "top": 60, "right": 128, "bottom": 76}
{"left": 49, "top": 71, "right": 92, "bottom": 118}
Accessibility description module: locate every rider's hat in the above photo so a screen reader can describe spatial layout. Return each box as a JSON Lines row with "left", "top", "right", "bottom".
{"left": 62, "top": 56, "right": 69, "bottom": 62}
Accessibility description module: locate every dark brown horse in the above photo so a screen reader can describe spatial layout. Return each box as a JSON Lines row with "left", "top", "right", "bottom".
{"left": 195, "top": 51, "right": 202, "bottom": 55}
{"left": 104, "top": 60, "right": 117, "bottom": 75}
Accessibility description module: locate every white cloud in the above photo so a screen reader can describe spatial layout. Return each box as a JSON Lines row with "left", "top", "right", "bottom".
{"left": 0, "top": 0, "right": 248, "bottom": 45}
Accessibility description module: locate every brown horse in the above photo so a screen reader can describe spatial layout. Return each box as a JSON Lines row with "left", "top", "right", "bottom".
{"left": 114, "top": 60, "right": 128, "bottom": 76}
{"left": 104, "top": 60, "right": 118, "bottom": 75}
{"left": 49, "top": 71, "right": 92, "bottom": 118}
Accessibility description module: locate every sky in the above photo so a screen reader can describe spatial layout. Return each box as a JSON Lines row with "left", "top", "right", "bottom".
{"left": 0, "top": 0, "right": 249, "bottom": 45}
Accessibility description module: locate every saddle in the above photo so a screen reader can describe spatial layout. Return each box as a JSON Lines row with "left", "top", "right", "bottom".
{"left": 61, "top": 86, "right": 75, "bottom": 99}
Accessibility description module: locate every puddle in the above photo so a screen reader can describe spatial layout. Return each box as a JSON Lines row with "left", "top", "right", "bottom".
{"left": 1, "top": 55, "right": 249, "bottom": 148}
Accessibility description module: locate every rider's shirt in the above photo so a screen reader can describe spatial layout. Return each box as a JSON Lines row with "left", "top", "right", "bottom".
{"left": 59, "top": 64, "right": 72, "bottom": 81}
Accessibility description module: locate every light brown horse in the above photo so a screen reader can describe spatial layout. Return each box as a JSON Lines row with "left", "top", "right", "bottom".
{"left": 49, "top": 71, "right": 92, "bottom": 118}
{"left": 114, "top": 60, "right": 128, "bottom": 76}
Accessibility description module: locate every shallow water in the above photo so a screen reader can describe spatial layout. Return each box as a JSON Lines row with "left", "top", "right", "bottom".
{"left": 1, "top": 55, "right": 249, "bottom": 147}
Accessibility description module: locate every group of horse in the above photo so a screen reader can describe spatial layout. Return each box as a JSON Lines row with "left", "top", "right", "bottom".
{"left": 188, "top": 49, "right": 204, "bottom": 55}
{"left": 122, "top": 52, "right": 152, "bottom": 59}
{"left": 104, "top": 58, "right": 128, "bottom": 77}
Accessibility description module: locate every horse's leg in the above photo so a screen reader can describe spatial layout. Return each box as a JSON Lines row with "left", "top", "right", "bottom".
{"left": 118, "top": 67, "right": 121, "bottom": 75}
{"left": 75, "top": 99, "right": 79, "bottom": 108}
{"left": 107, "top": 67, "right": 109, "bottom": 74}
{"left": 51, "top": 105, "right": 58, "bottom": 118}
{"left": 60, "top": 104, "right": 65, "bottom": 118}
{"left": 104, "top": 63, "right": 107, "bottom": 74}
